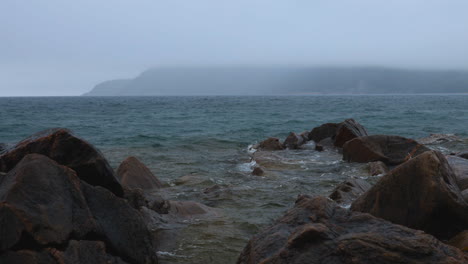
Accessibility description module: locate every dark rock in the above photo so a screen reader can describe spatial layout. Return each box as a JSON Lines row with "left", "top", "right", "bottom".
{"left": 315, "top": 137, "right": 335, "bottom": 152}
{"left": 252, "top": 166, "right": 265, "bottom": 176}
{"left": 314, "top": 144, "right": 323, "bottom": 151}
{"left": 447, "top": 230, "right": 468, "bottom": 251}
{"left": 308, "top": 122, "right": 339, "bottom": 142}
{"left": 0, "top": 250, "right": 56, "bottom": 264}
{"left": 351, "top": 151, "right": 468, "bottom": 240}
{"left": 329, "top": 178, "right": 371, "bottom": 205}
{"left": 167, "top": 200, "right": 218, "bottom": 219}
{"left": 117, "top": 156, "right": 163, "bottom": 190}
{"left": 238, "top": 195, "right": 466, "bottom": 264}
{"left": 343, "top": 135, "right": 430, "bottom": 165}
{"left": 0, "top": 154, "right": 95, "bottom": 251}
{"left": 81, "top": 183, "right": 158, "bottom": 264}
{"left": 256, "top": 137, "right": 284, "bottom": 151}
{"left": 47, "top": 240, "right": 128, "bottom": 264}
{"left": 447, "top": 156, "right": 468, "bottom": 191}
{"left": 0, "top": 128, "right": 123, "bottom": 196}
{"left": 457, "top": 151, "right": 468, "bottom": 160}
{"left": 334, "top": 119, "right": 368, "bottom": 147}
{"left": 368, "top": 161, "right": 389, "bottom": 176}
{"left": 283, "top": 132, "right": 305, "bottom": 149}
{"left": 299, "top": 131, "right": 309, "bottom": 141}
{"left": 0, "top": 143, "right": 7, "bottom": 153}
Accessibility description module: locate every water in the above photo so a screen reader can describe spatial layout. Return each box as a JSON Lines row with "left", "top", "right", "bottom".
{"left": 0, "top": 95, "right": 467, "bottom": 263}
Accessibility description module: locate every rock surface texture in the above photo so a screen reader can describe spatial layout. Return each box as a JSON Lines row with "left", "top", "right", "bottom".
{"left": 117, "top": 156, "right": 163, "bottom": 190}
{"left": 334, "top": 119, "right": 368, "bottom": 147}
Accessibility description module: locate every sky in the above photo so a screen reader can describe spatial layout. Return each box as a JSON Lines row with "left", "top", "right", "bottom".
{"left": 1, "top": 0, "right": 468, "bottom": 96}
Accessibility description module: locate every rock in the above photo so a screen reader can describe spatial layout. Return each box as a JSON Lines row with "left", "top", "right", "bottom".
{"left": 351, "top": 151, "right": 468, "bottom": 240}
{"left": 0, "top": 128, "right": 123, "bottom": 196}
{"left": 238, "top": 195, "right": 466, "bottom": 264}
{"left": 0, "top": 143, "right": 7, "bottom": 153}
{"left": 257, "top": 137, "right": 284, "bottom": 151}
{"left": 314, "top": 144, "right": 323, "bottom": 151}
{"left": 283, "top": 132, "right": 305, "bottom": 149}
{"left": 329, "top": 178, "right": 371, "bottom": 205}
{"left": 457, "top": 151, "right": 468, "bottom": 160}
{"left": 447, "top": 156, "right": 468, "bottom": 190}
{"left": 315, "top": 137, "right": 335, "bottom": 152}
{"left": 0, "top": 154, "right": 95, "bottom": 251}
{"left": 418, "top": 133, "right": 460, "bottom": 145}
{"left": 343, "top": 135, "right": 430, "bottom": 165}
{"left": 47, "top": 240, "right": 128, "bottom": 264}
{"left": 0, "top": 250, "right": 57, "bottom": 264}
{"left": 368, "top": 161, "right": 389, "bottom": 176}
{"left": 334, "top": 119, "right": 368, "bottom": 147}
{"left": 117, "top": 156, "right": 163, "bottom": 190}
{"left": 299, "top": 131, "right": 309, "bottom": 141}
{"left": 81, "top": 183, "right": 158, "bottom": 264}
{"left": 252, "top": 166, "right": 264, "bottom": 176}
{"left": 167, "top": 200, "right": 218, "bottom": 219}
{"left": 447, "top": 231, "right": 468, "bottom": 252}
{"left": 308, "top": 122, "right": 339, "bottom": 142}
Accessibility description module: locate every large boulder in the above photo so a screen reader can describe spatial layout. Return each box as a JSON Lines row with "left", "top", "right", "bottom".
{"left": 256, "top": 137, "right": 284, "bottom": 151}
{"left": 283, "top": 132, "right": 305, "bottom": 149}
{"left": 334, "top": 119, "right": 368, "bottom": 147}
{"left": 0, "top": 154, "right": 95, "bottom": 251}
{"left": 0, "top": 128, "right": 123, "bottom": 196}
{"left": 447, "top": 155, "right": 468, "bottom": 202}
{"left": 308, "top": 123, "right": 339, "bottom": 142}
{"left": 238, "top": 195, "right": 466, "bottom": 264}
{"left": 329, "top": 178, "right": 371, "bottom": 205}
{"left": 351, "top": 151, "right": 468, "bottom": 240}
{"left": 343, "top": 135, "right": 430, "bottom": 165}
{"left": 117, "top": 156, "right": 163, "bottom": 190}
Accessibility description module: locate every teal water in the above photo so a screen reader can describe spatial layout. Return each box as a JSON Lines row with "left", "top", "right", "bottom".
{"left": 1, "top": 95, "right": 467, "bottom": 263}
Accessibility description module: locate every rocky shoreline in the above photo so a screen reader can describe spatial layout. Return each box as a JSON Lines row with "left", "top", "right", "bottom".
{"left": 0, "top": 120, "right": 467, "bottom": 263}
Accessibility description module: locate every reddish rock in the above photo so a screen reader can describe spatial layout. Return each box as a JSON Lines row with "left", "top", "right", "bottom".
{"left": 334, "top": 119, "right": 368, "bottom": 147}
{"left": 257, "top": 137, "right": 284, "bottom": 151}
{"left": 343, "top": 135, "right": 430, "bottom": 165}
{"left": 308, "top": 122, "right": 339, "bottom": 142}
{"left": 351, "top": 151, "right": 468, "bottom": 240}
{"left": 238, "top": 195, "right": 466, "bottom": 264}
{"left": 368, "top": 161, "right": 389, "bottom": 176}
{"left": 117, "top": 156, "right": 163, "bottom": 190}
{"left": 0, "top": 128, "right": 123, "bottom": 196}
{"left": 283, "top": 132, "right": 305, "bottom": 149}
{"left": 329, "top": 178, "right": 371, "bottom": 205}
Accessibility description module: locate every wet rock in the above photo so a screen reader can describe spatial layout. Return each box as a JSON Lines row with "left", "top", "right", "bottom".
{"left": 299, "top": 131, "right": 309, "bottom": 141}
{"left": 343, "top": 135, "right": 430, "bottom": 165}
{"left": 0, "top": 128, "right": 123, "bottom": 196}
{"left": 167, "top": 200, "right": 218, "bottom": 219}
{"left": 457, "top": 151, "right": 468, "bottom": 160}
{"left": 256, "top": 137, "right": 284, "bottom": 151}
{"left": 238, "top": 195, "right": 466, "bottom": 264}
{"left": 117, "top": 156, "right": 163, "bottom": 190}
{"left": 252, "top": 166, "right": 265, "bottom": 176}
{"left": 351, "top": 151, "right": 468, "bottom": 240}
{"left": 447, "top": 230, "right": 468, "bottom": 252}
{"left": 308, "top": 122, "right": 339, "bottom": 142}
{"left": 329, "top": 178, "right": 371, "bottom": 205}
{"left": 368, "top": 161, "right": 389, "bottom": 176}
{"left": 418, "top": 133, "right": 460, "bottom": 145}
{"left": 315, "top": 137, "right": 335, "bottom": 152}
{"left": 47, "top": 240, "right": 128, "bottom": 264}
{"left": 0, "top": 154, "right": 95, "bottom": 251}
{"left": 334, "top": 119, "right": 368, "bottom": 147}
{"left": 283, "top": 132, "right": 305, "bottom": 149}
{"left": 314, "top": 144, "right": 323, "bottom": 151}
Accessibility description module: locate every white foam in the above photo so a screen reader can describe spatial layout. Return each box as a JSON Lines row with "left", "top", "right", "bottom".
{"left": 247, "top": 144, "right": 257, "bottom": 154}
{"left": 238, "top": 160, "right": 257, "bottom": 172}
{"left": 157, "top": 251, "right": 177, "bottom": 257}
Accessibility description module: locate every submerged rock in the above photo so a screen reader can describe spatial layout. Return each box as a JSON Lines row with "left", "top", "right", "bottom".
{"left": 257, "top": 137, "right": 285, "bottom": 151}
{"left": 329, "top": 178, "right": 371, "bottom": 205}
{"left": 283, "top": 132, "right": 305, "bottom": 149}
{"left": 238, "top": 195, "right": 466, "bottom": 264}
{"left": 352, "top": 151, "right": 468, "bottom": 240}
{"left": 418, "top": 133, "right": 460, "bottom": 145}
{"left": 334, "top": 118, "right": 368, "bottom": 147}
{"left": 368, "top": 161, "right": 389, "bottom": 176}
{"left": 252, "top": 166, "right": 265, "bottom": 176}
{"left": 0, "top": 128, "right": 123, "bottom": 196}
{"left": 117, "top": 156, "right": 163, "bottom": 190}
{"left": 343, "top": 135, "right": 430, "bottom": 165}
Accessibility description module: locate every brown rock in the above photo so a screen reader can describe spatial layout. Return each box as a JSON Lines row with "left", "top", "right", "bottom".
{"left": 447, "top": 230, "right": 468, "bottom": 252}
{"left": 351, "top": 151, "right": 468, "bottom": 240}
{"left": 283, "top": 132, "right": 305, "bottom": 149}
{"left": 308, "top": 122, "right": 339, "bottom": 142}
{"left": 368, "top": 161, "right": 389, "bottom": 176}
{"left": 238, "top": 195, "right": 466, "bottom": 264}
{"left": 334, "top": 119, "right": 368, "bottom": 147}
{"left": 0, "top": 128, "right": 123, "bottom": 196}
{"left": 343, "top": 135, "right": 430, "bottom": 165}
{"left": 117, "top": 156, "right": 163, "bottom": 190}
{"left": 47, "top": 240, "right": 127, "bottom": 264}
{"left": 252, "top": 166, "right": 264, "bottom": 176}
{"left": 329, "top": 178, "right": 371, "bottom": 205}
{"left": 257, "top": 137, "right": 284, "bottom": 151}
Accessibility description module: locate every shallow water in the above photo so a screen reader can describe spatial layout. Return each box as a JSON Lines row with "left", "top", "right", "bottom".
{"left": 0, "top": 95, "right": 467, "bottom": 263}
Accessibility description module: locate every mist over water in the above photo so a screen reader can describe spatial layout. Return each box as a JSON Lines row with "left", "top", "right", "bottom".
{"left": 1, "top": 95, "right": 467, "bottom": 263}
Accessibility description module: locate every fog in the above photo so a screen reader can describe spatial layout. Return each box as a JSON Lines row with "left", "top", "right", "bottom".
{"left": 1, "top": 0, "right": 468, "bottom": 96}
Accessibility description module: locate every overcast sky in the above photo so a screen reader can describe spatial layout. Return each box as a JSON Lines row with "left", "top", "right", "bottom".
{"left": 1, "top": 0, "right": 468, "bottom": 96}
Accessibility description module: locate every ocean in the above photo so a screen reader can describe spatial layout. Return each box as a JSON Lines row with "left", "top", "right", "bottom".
{"left": 1, "top": 95, "right": 467, "bottom": 263}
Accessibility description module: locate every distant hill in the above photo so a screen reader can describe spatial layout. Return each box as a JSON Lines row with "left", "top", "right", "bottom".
{"left": 83, "top": 67, "right": 468, "bottom": 96}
